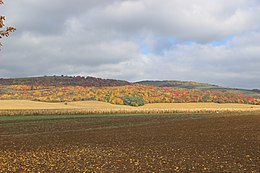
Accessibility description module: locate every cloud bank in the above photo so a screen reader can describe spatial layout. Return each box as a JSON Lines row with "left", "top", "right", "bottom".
{"left": 1, "top": 0, "right": 260, "bottom": 88}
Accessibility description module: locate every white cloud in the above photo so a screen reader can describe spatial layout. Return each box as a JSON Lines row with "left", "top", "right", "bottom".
{"left": 88, "top": 0, "right": 260, "bottom": 41}
{"left": 1, "top": 0, "right": 260, "bottom": 88}
{"left": 140, "top": 32, "right": 260, "bottom": 88}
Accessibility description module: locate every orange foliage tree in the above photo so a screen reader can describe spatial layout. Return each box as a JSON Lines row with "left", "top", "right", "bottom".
{"left": 0, "top": 0, "right": 16, "bottom": 47}
{"left": 0, "top": 84, "right": 258, "bottom": 106}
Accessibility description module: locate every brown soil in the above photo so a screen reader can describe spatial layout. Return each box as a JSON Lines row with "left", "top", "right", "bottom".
{"left": 0, "top": 113, "right": 259, "bottom": 172}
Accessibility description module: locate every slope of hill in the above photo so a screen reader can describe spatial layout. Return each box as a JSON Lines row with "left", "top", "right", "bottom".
{"left": 0, "top": 76, "right": 130, "bottom": 87}
{"left": 135, "top": 80, "right": 220, "bottom": 89}
{"left": 136, "top": 80, "right": 260, "bottom": 98}
{"left": 0, "top": 84, "right": 258, "bottom": 106}
{"left": 0, "top": 76, "right": 259, "bottom": 106}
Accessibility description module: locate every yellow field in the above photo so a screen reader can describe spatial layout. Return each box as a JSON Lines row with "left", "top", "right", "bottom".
{"left": 0, "top": 100, "right": 260, "bottom": 111}
{"left": 0, "top": 100, "right": 133, "bottom": 110}
{"left": 141, "top": 102, "right": 260, "bottom": 109}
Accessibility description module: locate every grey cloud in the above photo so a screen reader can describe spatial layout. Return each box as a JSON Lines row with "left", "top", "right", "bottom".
{"left": 3, "top": 0, "right": 122, "bottom": 35}
{"left": 88, "top": 0, "right": 260, "bottom": 42}
{"left": 1, "top": 0, "right": 260, "bottom": 88}
{"left": 140, "top": 33, "right": 260, "bottom": 89}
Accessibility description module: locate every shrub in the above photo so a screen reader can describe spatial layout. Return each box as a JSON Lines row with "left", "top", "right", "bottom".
{"left": 121, "top": 95, "right": 145, "bottom": 106}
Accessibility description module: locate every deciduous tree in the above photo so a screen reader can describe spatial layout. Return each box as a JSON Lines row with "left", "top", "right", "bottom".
{"left": 0, "top": 0, "right": 15, "bottom": 47}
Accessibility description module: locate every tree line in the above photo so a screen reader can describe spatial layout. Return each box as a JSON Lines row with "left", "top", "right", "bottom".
{"left": 0, "top": 84, "right": 258, "bottom": 106}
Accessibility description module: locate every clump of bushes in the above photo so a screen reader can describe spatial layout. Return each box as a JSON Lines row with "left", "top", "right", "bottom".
{"left": 121, "top": 96, "right": 145, "bottom": 106}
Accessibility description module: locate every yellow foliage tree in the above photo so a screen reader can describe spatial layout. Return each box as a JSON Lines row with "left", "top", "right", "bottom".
{"left": 111, "top": 97, "right": 124, "bottom": 105}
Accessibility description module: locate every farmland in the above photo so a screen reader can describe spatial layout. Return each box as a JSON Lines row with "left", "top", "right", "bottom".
{"left": 0, "top": 112, "right": 259, "bottom": 172}
{"left": 0, "top": 100, "right": 132, "bottom": 110}
{"left": 1, "top": 100, "right": 260, "bottom": 110}
{"left": 0, "top": 100, "right": 260, "bottom": 116}
{"left": 0, "top": 76, "right": 259, "bottom": 172}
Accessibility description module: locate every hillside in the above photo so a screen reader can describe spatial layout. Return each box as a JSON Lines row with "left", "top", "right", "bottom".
{"left": 0, "top": 76, "right": 259, "bottom": 106}
{"left": 0, "top": 84, "right": 258, "bottom": 106}
{"left": 136, "top": 80, "right": 260, "bottom": 98}
{"left": 136, "top": 80, "right": 220, "bottom": 89}
{"left": 0, "top": 76, "right": 130, "bottom": 87}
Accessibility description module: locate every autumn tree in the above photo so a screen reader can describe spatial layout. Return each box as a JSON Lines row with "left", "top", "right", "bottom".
{"left": 0, "top": 0, "right": 15, "bottom": 47}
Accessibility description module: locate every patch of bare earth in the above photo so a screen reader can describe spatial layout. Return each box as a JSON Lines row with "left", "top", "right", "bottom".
{"left": 0, "top": 113, "right": 259, "bottom": 172}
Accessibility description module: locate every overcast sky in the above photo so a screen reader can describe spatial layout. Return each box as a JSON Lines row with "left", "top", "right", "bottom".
{"left": 1, "top": 0, "right": 260, "bottom": 89}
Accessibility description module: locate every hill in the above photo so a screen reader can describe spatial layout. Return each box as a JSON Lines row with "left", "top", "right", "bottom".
{"left": 0, "top": 76, "right": 130, "bottom": 87}
{"left": 135, "top": 80, "right": 220, "bottom": 89}
{"left": 0, "top": 76, "right": 259, "bottom": 106}
{"left": 0, "top": 84, "right": 258, "bottom": 106}
{"left": 136, "top": 80, "right": 260, "bottom": 98}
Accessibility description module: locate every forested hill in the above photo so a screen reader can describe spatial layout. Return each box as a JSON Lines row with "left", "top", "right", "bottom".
{"left": 136, "top": 80, "right": 260, "bottom": 98}
{"left": 135, "top": 80, "right": 220, "bottom": 89}
{"left": 0, "top": 76, "right": 259, "bottom": 105}
{"left": 0, "top": 76, "right": 259, "bottom": 99}
{"left": 0, "top": 76, "right": 130, "bottom": 87}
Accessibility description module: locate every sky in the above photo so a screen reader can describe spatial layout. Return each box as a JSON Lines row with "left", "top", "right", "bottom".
{"left": 1, "top": 0, "right": 260, "bottom": 89}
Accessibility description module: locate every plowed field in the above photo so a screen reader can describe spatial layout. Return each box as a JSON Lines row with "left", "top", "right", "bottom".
{"left": 0, "top": 113, "right": 259, "bottom": 172}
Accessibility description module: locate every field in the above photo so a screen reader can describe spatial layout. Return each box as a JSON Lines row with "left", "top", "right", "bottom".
{"left": 0, "top": 112, "right": 259, "bottom": 172}
{"left": 1, "top": 100, "right": 260, "bottom": 110}
{"left": 0, "top": 100, "right": 133, "bottom": 110}
{"left": 0, "top": 100, "right": 260, "bottom": 116}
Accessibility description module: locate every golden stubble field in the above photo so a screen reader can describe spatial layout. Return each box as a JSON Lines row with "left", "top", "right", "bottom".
{"left": 0, "top": 100, "right": 260, "bottom": 110}
{"left": 0, "top": 100, "right": 132, "bottom": 110}
{"left": 0, "top": 100, "right": 260, "bottom": 116}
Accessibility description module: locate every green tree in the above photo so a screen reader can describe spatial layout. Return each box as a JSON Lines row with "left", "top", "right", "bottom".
{"left": 202, "top": 95, "right": 210, "bottom": 102}
{"left": 122, "top": 95, "right": 145, "bottom": 106}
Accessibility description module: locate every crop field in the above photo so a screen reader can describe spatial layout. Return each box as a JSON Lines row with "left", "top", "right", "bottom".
{"left": 141, "top": 102, "right": 260, "bottom": 109}
{"left": 0, "top": 100, "right": 260, "bottom": 116}
{"left": 1, "top": 100, "right": 260, "bottom": 110}
{"left": 0, "top": 112, "right": 259, "bottom": 172}
{"left": 0, "top": 100, "right": 134, "bottom": 110}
